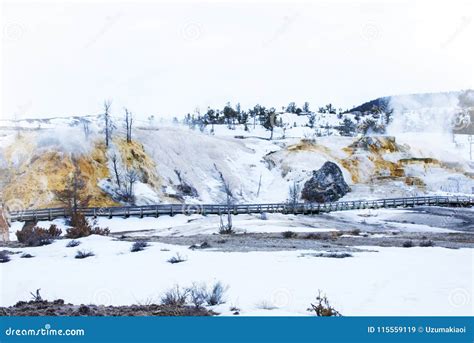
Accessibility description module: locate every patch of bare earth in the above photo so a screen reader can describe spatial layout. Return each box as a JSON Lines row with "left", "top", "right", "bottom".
{"left": 0, "top": 300, "right": 216, "bottom": 316}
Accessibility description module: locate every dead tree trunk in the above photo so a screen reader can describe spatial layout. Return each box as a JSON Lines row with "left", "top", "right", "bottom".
{"left": 111, "top": 154, "right": 121, "bottom": 188}
{"left": 124, "top": 108, "right": 133, "bottom": 143}
{"left": 215, "top": 165, "right": 233, "bottom": 231}
{"left": 104, "top": 100, "right": 112, "bottom": 147}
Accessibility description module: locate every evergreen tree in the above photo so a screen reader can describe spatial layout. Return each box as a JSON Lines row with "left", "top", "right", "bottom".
{"left": 303, "top": 102, "right": 310, "bottom": 113}
{"left": 286, "top": 102, "right": 297, "bottom": 113}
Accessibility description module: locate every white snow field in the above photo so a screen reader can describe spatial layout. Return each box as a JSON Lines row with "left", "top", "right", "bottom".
{"left": 0, "top": 235, "right": 472, "bottom": 316}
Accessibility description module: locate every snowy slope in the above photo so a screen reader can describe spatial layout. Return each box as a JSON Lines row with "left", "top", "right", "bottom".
{"left": 1, "top": 94, "right": 473, "bottom": 210}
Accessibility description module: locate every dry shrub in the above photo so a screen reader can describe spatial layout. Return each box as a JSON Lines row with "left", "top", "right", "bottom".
{"left": 309, "top": 290, "right": 341, "bottom": 316}
{"left": 207, "top": 282, "right": 228, "bottom": 306}
{"left": 131, "top": 241, "right": 149, "bottom": 252}
{"left": 66, "top": 240, "right": 81, "bottom": 248}
{"left": 75, "top": 250, "right": 95, "bottom": 259}
{"left": 16, "top": 224, "right": 62, "bottom": 246}
{"left": 0, "top": 250, "right": 11, "bottom": 263}
{"left": 161, "top": 285, "right": 189, "bottom": 306}
{"left": 66, "top": 212, "right": 109, "bottom": 239}
{"left": 167, "top": 253, "right": 187, "bottom": 264}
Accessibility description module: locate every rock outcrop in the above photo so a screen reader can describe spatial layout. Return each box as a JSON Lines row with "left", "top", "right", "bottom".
{"left": 301, "top": 162, "right": 350, "bottom": 203}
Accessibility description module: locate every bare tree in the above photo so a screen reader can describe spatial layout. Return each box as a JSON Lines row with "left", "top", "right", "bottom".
{"left": 287, "top": 181, "right": 301, "bottom": 210}
{"left": 109, "top": 152, "right": 121, "bottom": 188}
{"left": 123, "top": 169, "right": 139, "bottom": 204}
{"left": 124, "top": 108, "right": 133, "bottom": 143}
{"left": 214, "top": 165, "right": 234, "bottom": 233}
{"left": 80, "top": 118, "right": 91, "bottom": 139}
{"left": 103, "top": 100, "right": 112, "bottom": 147}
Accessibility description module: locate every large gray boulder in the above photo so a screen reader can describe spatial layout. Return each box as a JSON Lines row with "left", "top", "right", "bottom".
{"left": 301, "top": 162, "right": 350, "bottom": 203}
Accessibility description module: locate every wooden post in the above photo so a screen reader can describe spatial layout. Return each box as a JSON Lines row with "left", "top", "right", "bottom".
{"left": 0, "top": 206, "right": 10, "bottom": 242}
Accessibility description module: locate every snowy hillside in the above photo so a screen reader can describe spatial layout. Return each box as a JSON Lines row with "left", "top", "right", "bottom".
{"left": 0, "top": 94, "right": 473, "bottom": 211}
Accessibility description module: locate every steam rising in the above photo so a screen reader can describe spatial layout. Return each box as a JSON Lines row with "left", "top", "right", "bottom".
{"left": 386, "top": 92, "right": 461, "bottom": 135}
{"left": 36, "top": 128, "right": 95, "bottom": 156}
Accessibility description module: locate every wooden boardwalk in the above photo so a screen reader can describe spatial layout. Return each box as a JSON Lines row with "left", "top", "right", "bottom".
{"left": 5, "top": 196, "right": 474, "bottom": 222}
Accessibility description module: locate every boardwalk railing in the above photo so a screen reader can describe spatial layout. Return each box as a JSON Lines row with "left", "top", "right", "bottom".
{"left": 6, "top": 196, "right": 474, "bottom": 222}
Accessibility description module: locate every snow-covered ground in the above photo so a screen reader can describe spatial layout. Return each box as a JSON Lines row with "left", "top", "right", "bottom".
{"left": 1, "top": 235, "right": 471, "bottom": 316}
{"left": 328, "top": 209, "right": 460, "bottom": 233}
{"left": 7, "top": 215, "right": 339, "bottom": 241}
{"left": 8, "top": 206, "right": 463, "bottom": 242}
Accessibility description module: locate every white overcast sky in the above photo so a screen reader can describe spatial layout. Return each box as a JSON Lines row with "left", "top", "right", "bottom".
{"left": 1, "top": 0, "right": 473, "bottom": 119}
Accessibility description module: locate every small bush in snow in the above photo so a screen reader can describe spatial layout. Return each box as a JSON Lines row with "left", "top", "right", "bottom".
{"left": 282, "top": 231, "right": 297, "bottom": 239}
{"left": 350, "top": 229, "right": 361, "bottom": 236}
{"left": 256, "top": 300, "right": 278, "bottom": 310}
{"left": 131, "top": 241, "right": 149, "bottom": 252}
{"left": 309, "top": 290, "right": 341, "bottom": 317}
{"left": 167, "top": 253, "right": 186, "bottom": 264}
{"left": 0, "top": 251, "right": 11, "bottom": 263}
{"left": 188, "top": 283, "right": 208, "bottom": 308}
{"left": 207, "top": 281, "right": 228, "bottom": 306}
{"left": 187, "top": 281, "right": 228, "bottom": 307}
{"left": 402, "top": 240, "right": 413, "bottom": 248}
{"left": 16, "top": 224, "right": 62, "bottom": 247}
{"left": 75, "top": 250, "right": 95, "bottom": 259}
{"left": 20, "top": 253, "right": 34, "bottom": 258}
{"left": 160, "top": 285, "right": 189, "bottom": 306}
{"left": 66, "top": 212, "right": 110, "bottom": 239}
{"left": 419, "top": 240, "right": 434, "bottom": 247}
{"left": 66, "top": 240, "right": 81, "bottom": 248}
